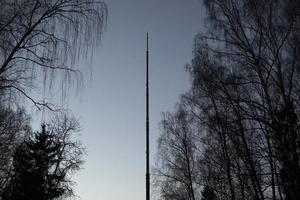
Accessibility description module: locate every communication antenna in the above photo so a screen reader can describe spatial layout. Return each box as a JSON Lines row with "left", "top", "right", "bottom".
{"left": 146, "top": 32, "right": 150, "bottom": 200}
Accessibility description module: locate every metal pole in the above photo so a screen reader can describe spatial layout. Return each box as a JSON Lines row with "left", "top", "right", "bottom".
{"left": 146, "top": 32, "right": 150, "bottom": 200}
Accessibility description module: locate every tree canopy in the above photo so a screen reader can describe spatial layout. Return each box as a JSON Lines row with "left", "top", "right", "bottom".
{"left": 155, "top": 0, "right": 300, "bottom": 200}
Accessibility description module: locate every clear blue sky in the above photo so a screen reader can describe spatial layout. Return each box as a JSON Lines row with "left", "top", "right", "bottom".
{"left": 66, "top": 1, "right": 204, "bottom": 200}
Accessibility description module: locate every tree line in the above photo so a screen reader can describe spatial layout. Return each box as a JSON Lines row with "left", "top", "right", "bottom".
{"left": 155, "top": 0, "right": 300, "bottom": 200}
{"left": 0, "top": 0, "right": 107, "bottom": 199}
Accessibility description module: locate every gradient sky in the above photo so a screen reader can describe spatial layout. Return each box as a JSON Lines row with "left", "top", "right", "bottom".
{"left": 64, "top": 1, "right": 204, "bottom": 200}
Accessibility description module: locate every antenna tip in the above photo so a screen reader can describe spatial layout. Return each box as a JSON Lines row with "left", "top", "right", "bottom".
{"left": 146, "top": 33, "right": 149, "bottom": 49}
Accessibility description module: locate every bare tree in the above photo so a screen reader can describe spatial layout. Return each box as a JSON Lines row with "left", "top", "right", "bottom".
{"left": 155, "top": 105, "right": 200, "bottom": 200}
{"left": 156, "top": 0, "right": 300, "bottom": 200}
{"left": 0, "top": 105, "right": 31, "bottom": 195}
{"left": 0, "top": 0, "right": 107, "bottom": 110}
{"left": 187, "top": 0, "right": 300, "bottom": 199}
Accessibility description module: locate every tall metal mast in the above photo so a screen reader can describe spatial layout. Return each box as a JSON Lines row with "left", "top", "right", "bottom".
{"left": 146, "top": 32, "right": 150, "bottom": 200}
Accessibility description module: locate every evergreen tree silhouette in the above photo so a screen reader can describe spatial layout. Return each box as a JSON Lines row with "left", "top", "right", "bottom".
{"left": 4, "top": 124, "right": 65, "bottom": 200}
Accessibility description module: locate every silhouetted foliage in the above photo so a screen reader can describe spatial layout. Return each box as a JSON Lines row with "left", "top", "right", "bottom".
{"left": 0, "top": 0, "right": 105, "bottom": 199}
{"left": 155, "top": 105, "right": 200, "bottom": 200}
{"left": 0, "top": 105, "right": 31, "bottom": 195}
{"left": 155, "top": 0, "right": 300, "bottom": 200}
{"left": 0, "top": 0, "right": 107, "bottom": 110}
{"left": 2, "top": 115, "right": 84, "bottom": 200}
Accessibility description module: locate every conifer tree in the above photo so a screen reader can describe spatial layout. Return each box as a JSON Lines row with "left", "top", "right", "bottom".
{"left": 3, "top": 116, "right": 83, "bottom": 200}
